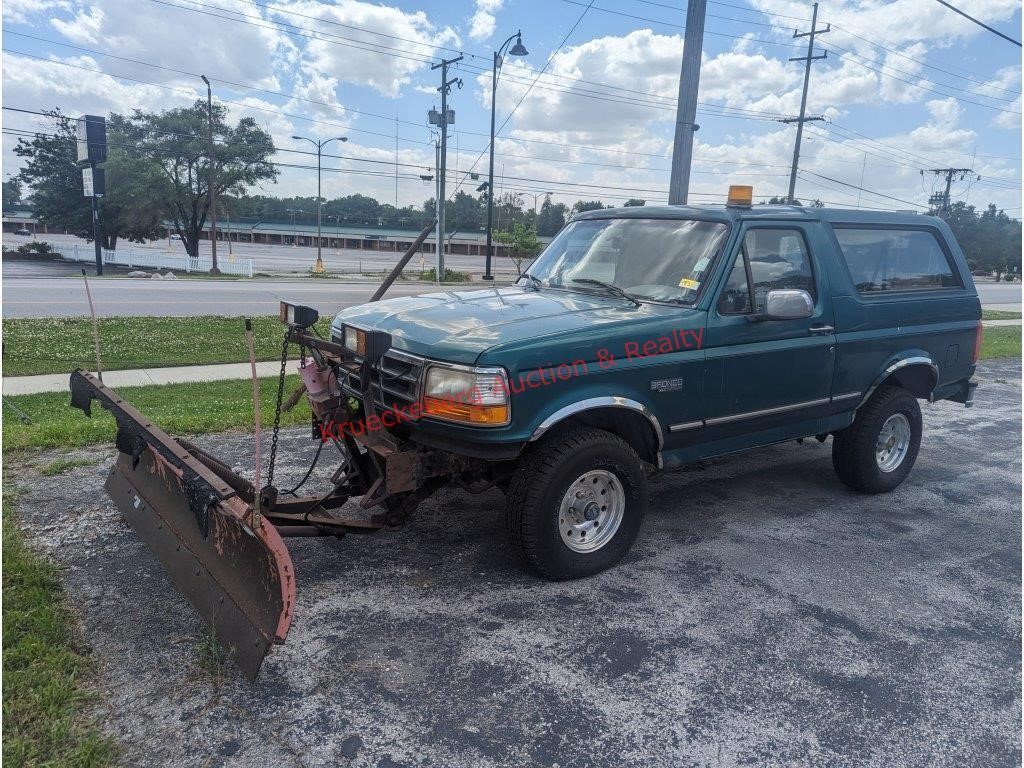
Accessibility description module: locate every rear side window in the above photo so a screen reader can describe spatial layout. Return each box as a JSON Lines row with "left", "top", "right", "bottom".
{"left": 833, "top": 227, "right": 960, "bottom": 293}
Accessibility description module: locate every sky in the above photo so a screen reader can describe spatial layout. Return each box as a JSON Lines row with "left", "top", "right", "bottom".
{"left": 1, "top": 0, "right": 1021, "bottom": 217}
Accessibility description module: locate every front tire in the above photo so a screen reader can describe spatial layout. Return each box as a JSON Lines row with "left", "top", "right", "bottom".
{"left": 832, "top": 385, "right": 922, "bottom": 493}
{"left": 506, "top": 427, "right": 647, "bottom": 580}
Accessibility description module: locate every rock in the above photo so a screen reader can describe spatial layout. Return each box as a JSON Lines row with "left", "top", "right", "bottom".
{"left": 338, "top": 735, "right": 363, "bottom": 759}
{"left": 127, "top": 271, "right": 149, "bottom": 278}
{"left": 163, "top": 271, "right": 177, "bottom": 279}
{"left": 150, "top": 272, "right": 163, "bottom": 279}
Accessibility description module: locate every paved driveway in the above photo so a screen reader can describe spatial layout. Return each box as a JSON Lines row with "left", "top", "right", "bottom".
{"left": 10, "top": 359, "right": 1021, "bottom": 767}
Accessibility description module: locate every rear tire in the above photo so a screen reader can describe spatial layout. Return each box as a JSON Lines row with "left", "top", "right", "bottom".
{"left": 832, "top": 385, "right": 922, "bottom": 493}
{"left": 506, "top": 427, "right": 647, "bottom": 580}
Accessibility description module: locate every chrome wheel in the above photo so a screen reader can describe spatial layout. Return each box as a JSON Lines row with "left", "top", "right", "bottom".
{"left": 875, "top": 413, "right": 911, "bottom": 473}
{"left": 558, "top": 469, "right": 625, "bottom": 553}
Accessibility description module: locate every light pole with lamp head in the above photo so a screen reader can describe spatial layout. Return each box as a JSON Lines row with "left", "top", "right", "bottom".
{"left": 292, "top": 134, "right": 348, "bottom": 273}
{"left": 286, "top": 208, "right": 305, "bottom": 247}
{"left": 483, "top": 31, "right": 528, "bottom": 281}
{"left": 200, "top": 75, "right": 220, "bottom": 274}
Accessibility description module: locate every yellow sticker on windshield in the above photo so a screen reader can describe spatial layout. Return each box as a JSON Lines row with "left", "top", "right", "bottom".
{"left": 679, "top": 278, "right": 700, "bottom": 290}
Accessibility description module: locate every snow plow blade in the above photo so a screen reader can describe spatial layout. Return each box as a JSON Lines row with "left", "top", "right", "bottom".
{"left": 69, "top": 370, "right": 295, "bottom": 680}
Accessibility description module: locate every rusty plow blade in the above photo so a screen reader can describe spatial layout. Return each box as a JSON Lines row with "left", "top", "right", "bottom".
{"left": 69, "top": 370, "right": 295, "bottom": 680}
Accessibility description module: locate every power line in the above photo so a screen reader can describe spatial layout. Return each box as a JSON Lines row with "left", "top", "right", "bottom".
{"left": 797, "top": 170, "right": 926, "bottom": 209}
{"left": 828, "top": 23, "right": 1022, "bottom": 95}
{"left": 448, "top": 0, "right": 596, "bottom": 199}
{"left": 932, "top": 0, "right": 1021, "bottom": 46}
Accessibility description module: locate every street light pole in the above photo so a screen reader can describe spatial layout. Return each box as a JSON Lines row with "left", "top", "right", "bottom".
{"left": 200, "top": 75, "right": 220, "bottom": 274}
{"left": 292, "top": 135, "right": 347, "bottom": 273}
{"left": 484, "top": 31, "right": 528, "bottom": 281}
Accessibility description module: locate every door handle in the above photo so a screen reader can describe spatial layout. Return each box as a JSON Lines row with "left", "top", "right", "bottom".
{"left": 809, "top": 324, "right": 834, "bottom": 336}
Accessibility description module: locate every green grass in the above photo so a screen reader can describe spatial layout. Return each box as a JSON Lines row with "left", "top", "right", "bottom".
{"left": 37, "top": 457, "right": 104, "bottom": 477}
{"left": 979, "top": 325, "right": 1022, "bottom": 360}
{"left": 981, "top": 309, "right": 1022, "bottom": 320}
{"left": 2, "top": 488, "right": 116, "bottom": 767}
{"left": 2, "top": 315, "right": 332, "bottom": 377}
{"left": 4, "top": 374, "right": 312, "bottom": 452}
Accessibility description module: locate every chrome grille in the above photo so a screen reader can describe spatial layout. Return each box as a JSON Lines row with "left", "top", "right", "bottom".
{"left": 338, "top": 345, "right": 424, "bottom": 410}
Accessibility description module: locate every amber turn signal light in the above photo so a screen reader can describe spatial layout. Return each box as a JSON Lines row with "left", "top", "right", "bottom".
{"left": 422, "top": 397, "right": 509, "bottom": 425}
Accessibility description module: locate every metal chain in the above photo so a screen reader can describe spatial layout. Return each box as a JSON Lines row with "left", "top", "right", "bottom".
{"left": 266, "top": 332, "right": 290, "bottom": 490}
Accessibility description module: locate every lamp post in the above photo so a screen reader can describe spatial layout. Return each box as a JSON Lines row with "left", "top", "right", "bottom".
{"left": 292, "top": 134, "right": 347, "bottom": 273}
{"left": 200, "top": 75, "right": 220, "bottom": 274}
{"left": 287, "top": 208, "right": 305, "bottom": 247}
{"left": 483, "top": 31, "right": 528, "bottom": 281}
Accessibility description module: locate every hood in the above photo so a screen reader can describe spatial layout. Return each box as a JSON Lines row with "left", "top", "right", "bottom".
{"left": 333, "top": 286, "right": 695, "bottom": 364}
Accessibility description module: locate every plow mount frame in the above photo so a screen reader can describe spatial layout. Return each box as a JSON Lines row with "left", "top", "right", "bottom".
{"left": 68, "top": 319, "right": 484, "bottom": 678}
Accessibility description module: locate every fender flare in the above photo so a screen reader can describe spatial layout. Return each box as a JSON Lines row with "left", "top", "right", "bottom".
{"left": 858, "top": 355, "right": 939, "bottom": 409}
{"left": 528, "top": 396, "right": 665, "bottom": 466}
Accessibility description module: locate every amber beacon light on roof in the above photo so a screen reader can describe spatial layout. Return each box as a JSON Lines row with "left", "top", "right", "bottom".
{"left": 726, "top": 185, "right": 754, "bottom": 208}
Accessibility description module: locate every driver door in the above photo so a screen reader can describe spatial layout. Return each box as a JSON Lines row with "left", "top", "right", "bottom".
{"left": 701, "top": 223, "right": 836, "bottom": 444}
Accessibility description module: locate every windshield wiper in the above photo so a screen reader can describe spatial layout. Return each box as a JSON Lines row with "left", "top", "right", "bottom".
{"left": 570, "top": 278, "right": 642, "bottom": 307}
{"left": 520, "top": 273, "right": 544, "bottom": 290}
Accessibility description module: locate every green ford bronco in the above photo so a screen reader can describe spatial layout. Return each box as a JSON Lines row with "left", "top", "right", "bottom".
{"left": 329, "top": 202, "right": 981, "bottom": 580}
{"left": 70, "top": 198, "right": 982, "bottom": 677}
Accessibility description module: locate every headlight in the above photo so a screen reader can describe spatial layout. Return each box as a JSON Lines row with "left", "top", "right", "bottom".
{"left": 422, "top": 364, "right": 510, "bottom": 426}
{"left": 343, "top": 325, "right": 363, "bottom": 355}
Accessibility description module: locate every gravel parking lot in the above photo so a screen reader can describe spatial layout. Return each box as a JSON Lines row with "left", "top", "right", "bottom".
{"left": 9, "top": 358, "right": 1021, "bottom": 768}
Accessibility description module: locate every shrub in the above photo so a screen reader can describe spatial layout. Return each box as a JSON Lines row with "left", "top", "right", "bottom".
{"left": 417, "top": 267, "right": 471, "bottom": 283}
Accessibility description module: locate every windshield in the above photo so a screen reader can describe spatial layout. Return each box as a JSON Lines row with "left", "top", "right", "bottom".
{"left": 522, "top": 217, "right": 729, "bottom": 304}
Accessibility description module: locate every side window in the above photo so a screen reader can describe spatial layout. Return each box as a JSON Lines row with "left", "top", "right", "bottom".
{"left": 717, "top": 228, "right": 815, "bottom": 315}
{"left": 832, "top": 227, "right": 959, "bottom": 293}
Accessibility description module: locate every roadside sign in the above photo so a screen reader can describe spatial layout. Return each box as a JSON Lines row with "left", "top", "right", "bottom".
{"left": 82, "top": 166, "right": 105, "bottom": 198}
{"left": 76, "top": 115, "right": 107, "bottom": 165}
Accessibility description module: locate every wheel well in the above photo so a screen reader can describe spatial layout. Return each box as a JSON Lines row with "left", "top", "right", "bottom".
{"left": 541, "top": 407, "right": 660, "bottom": 466}
{"left": 880, "top": 363, "right": 938, "bottom": 399}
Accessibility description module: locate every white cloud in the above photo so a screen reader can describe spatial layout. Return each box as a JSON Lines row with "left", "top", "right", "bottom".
{"left": 750, "top": 0, "right": 1021, "bottom": 48}
{"left": 468, "top": 0, "right": 503, "bottom": 41}
{"left": 49, "top": 4, "right": 103, "bottom": 45}
{"left": 272, "top": 0, "right": 458, "bottom": 97}
{"left": 2, "top": 0, "right": 69, "bottom": 23}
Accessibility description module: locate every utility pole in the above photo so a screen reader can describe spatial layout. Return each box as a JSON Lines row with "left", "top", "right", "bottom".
{"left": 783, "top": 2, "right": 829, "bottom": 204}
{"left": 668, "top": 0, "right": 706, "bottom": 206}
{"left": 200, "top": 75, "right": 220, "bottom": 274}
{"left": 429, "top": 55, "right": 462, "bottom": 283}
{"left": 925, "top": 168, "right": 975, "bottom": 216}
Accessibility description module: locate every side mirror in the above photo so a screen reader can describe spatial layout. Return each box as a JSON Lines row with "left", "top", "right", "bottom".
{"left": 764, "top": 289, "right": 813, "bottom": 320}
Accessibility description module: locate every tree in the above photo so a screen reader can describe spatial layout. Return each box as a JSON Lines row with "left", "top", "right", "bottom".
{"left": 447, "top": 190, "right": 483, "bottom": 231}
{"left": 14, "top": 110, "right": 165, "bottom": 248}
{"left": 124, "top": 100, "right": 277, "bottom": 260}
{"left": 493, "top": 222, "right": 542, "bottom": 276}
{"left": 939, "top": 201, "right": 1021, "bottom": 280}
{"left": 3, "top": 179, "right": 22, "bottom": 207}
{"left": 493, "top": 191, "right": 527, "bottom": 233}
{"left": 624, "top": 198, "right": 646, "bottom": 207}
{"left": 572, "top": 200, "right": 605, "bottom": 215}
{"left": 536, "top": 195, "right": 568, "bottom": 236}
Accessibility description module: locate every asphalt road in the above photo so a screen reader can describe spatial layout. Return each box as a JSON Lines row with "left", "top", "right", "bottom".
{"left": 0, "top": 274, "right": 456, "bottom": 318}
{"left": 2, "top": 269, "right": 1020, "bottom": 318}
{"left": 3, "top": 232, "right": 521, "bottom": 278}
{"left": 10, "top": 358, "right": 1020, "bottom": 767}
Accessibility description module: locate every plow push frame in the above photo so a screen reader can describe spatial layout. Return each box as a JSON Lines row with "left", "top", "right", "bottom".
{"left": 67, "top": 221, "right": 487, "bottom": 679}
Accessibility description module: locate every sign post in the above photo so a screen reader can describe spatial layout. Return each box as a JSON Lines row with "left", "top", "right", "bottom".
{"left": 77, "top": 115, "right": 107, "bottom": 276}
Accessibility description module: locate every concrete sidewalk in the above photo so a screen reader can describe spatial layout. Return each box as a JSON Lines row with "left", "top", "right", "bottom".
{"left": 3, "top": 320, "right": 1019, "bottom": 396}
{"left": 2, "top": 360, "right": 282, "bottom": 396}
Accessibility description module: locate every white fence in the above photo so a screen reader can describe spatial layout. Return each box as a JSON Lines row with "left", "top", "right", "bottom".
{"left": 52, "top": 244, "right": 254, "bottom": 277}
